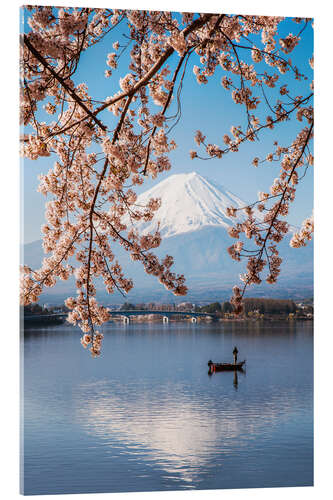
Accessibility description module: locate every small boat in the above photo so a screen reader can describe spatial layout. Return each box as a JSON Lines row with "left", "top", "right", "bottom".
{"left": 208, "top": 359, "right": 245, "bottom": 374}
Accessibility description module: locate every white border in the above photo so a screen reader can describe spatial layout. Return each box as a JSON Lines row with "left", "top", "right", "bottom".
{"left": 1, "top": 1, "right": 331, "bottom": 499}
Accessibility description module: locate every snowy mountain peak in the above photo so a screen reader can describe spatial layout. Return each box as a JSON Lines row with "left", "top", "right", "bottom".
{"left": 131, "top": 172, "right": 248, "bottom": 238}
{"left": 23, "top": 171, "right": 313, "bottom": 301}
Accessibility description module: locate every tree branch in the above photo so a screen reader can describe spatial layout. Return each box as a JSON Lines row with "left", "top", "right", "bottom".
{"left": 22, "top": 34, "right": 107, "bottom": 131}
{"left": 45, "top": 13, "right": 215, "bottom": 138}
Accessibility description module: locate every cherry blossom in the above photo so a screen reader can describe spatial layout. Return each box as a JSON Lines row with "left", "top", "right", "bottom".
{"left": 21, "top": 7, "right": 313, "bottom": 354}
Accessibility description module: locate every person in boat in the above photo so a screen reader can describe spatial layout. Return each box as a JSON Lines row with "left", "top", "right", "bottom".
{"left": 233, "top": 346, "right": 238, "bottom": 365}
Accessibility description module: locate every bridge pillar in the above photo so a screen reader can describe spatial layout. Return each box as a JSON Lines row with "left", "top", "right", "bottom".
{"left": 122, "top": 316, "right": 130, "bottom": 324}
{"left": 163, "top": 316, "right": 169, "bottom": 324}
{"left": 191, "top": 317, "right": 197, "bottom": 323}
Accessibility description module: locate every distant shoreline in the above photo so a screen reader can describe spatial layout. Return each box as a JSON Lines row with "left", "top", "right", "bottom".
{"left": 23, "top": 315, "right": 313, "bottom": 329}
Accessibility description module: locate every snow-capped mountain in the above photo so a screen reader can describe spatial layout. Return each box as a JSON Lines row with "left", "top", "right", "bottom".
{"left": 23, "top": 172, "right": 313, "bottom": 303}
{"left": 130, "top": 172, "right": 248, "bottom": 238}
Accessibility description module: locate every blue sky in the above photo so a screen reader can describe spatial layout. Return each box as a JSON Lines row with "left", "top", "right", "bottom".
{"left": 22, "top": 10, "right": 313, "bottom": 243}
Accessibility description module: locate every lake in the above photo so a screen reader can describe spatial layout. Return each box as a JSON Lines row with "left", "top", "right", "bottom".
{"left": 21, "top": 320, "right": 313, "bottom": 495}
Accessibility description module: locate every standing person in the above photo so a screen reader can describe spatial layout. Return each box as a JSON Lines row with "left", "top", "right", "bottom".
{"left": 233, "top": 346, "right": 238, "bottom": 365}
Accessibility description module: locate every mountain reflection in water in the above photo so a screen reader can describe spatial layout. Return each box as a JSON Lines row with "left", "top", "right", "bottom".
{"left": 74, "top": 376, "right": 299, "bottom": 485}
{"left": 22, "top": 321, "right": 313, "bottom": 495}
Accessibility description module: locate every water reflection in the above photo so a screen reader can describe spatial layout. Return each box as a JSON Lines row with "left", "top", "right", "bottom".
{"left": 207, "top": 365, "right": 245, "bottom": 391}
{"left": 23, "top": 321, "right": 313, "bottom": 494}
{"left": 73, "top": 374, "right": 306, "bottom": 485}
{"left": 233, "top": 371, "right": 238, "bottom": 389}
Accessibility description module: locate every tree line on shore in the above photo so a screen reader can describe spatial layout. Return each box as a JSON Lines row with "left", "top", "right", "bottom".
{"left": 119, "top": 298, "right": 313, "bottom": 319}
{"left": 24, "top": 297, "right": 313, "bottom": 321}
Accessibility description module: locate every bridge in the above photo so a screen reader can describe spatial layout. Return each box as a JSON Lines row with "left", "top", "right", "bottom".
{"left": 24, "top": 310, "right": 217, "bottom": 324}
{"left": 107, "top": 310, "right": 216, "bottom": 324}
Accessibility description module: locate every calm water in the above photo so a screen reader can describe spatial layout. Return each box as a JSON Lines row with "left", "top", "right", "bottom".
{"left": 21, "top": 320, "right": 313, "bottom": 495}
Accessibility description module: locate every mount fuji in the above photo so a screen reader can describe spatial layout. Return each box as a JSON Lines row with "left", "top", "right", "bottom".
{"left": 128, "top": 172, "right": 249, "bottom": 238}
{"left": 23, "top": 172, "right": 313, "bottom": 303}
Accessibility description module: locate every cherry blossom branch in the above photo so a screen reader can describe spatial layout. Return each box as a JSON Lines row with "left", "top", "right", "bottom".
{"left": 85, "top": 95, "right": 134, "bottom": 328}
{"left": 232, "top": 121, "right": 313, "bottom": 309}
{"left": 22, "top": 34, "right": 107, "bottom": 131}
{"left": 193, "top": 93, "right": 313, "bottom": 161}
{"left": 21, "top": 8, "right": 313, "bottom": 356}
{"left": 22, "top": 227, "right": 86, "bottom": 300}
{"left": 46, "top": 14, "right": 215, "bottom": 139}
{"left": 142, "top": 51, "right": 188, "bottom": 175}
